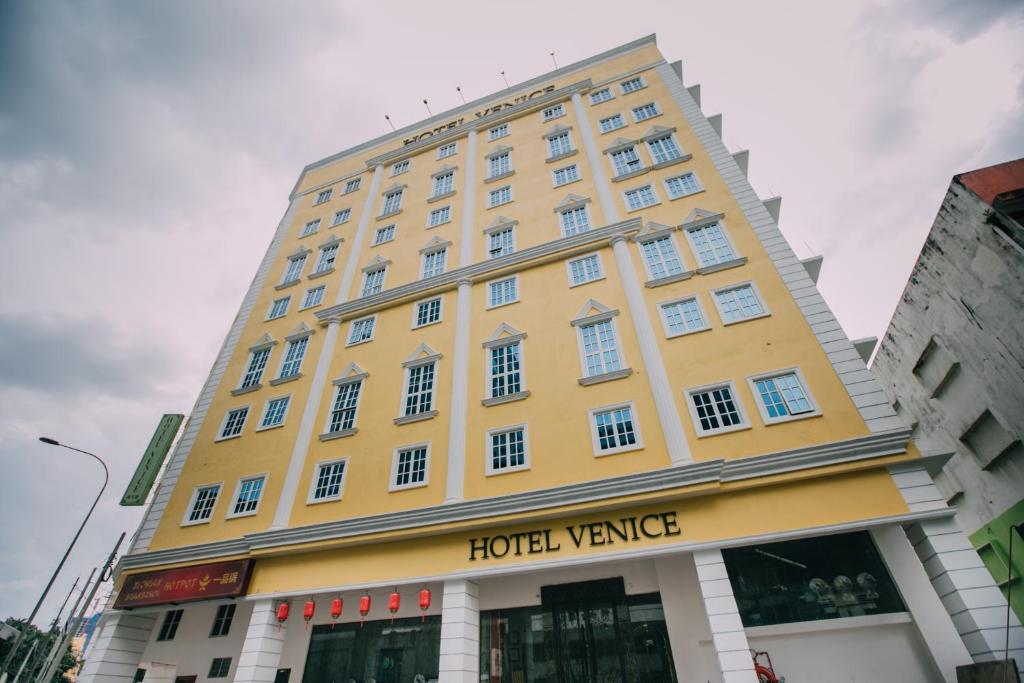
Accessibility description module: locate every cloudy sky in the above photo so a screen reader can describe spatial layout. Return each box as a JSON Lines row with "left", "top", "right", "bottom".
{"left": 1, "top": 0, "right": 1021, "bottom": 625}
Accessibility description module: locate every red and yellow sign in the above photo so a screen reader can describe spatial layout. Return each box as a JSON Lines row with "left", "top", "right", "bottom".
{"left": 115, "top": 559, "right": 253, "bottom": 609}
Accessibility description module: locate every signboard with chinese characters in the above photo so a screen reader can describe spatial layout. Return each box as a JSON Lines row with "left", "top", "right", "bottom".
{"left": 120, "top": 413, "right": 184, "bottom": 506}
{"left": 114, "top": 559, "right": 254, "bottom": 609}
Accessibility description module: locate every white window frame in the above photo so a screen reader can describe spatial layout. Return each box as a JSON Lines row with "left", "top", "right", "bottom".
{"left": 747, "top": 367, "right": 821, "bottom": 425}
{"left": 637, "top": 232, "right": 688, "bottom": 281}
{"left": 276, "top": 334, "right": 310, "bottom": 380}
{"left": 558, "top": 203, "right": 592, "bottom": 237}
{"left": 437, "top": 142, "right": 458, "bottom": 159}
{"left": 598, "top": 113, "right": 625, "bottom": 134}
{"left": 589, "top": 87, "right": 614, "bottom": 105}
{"left": 216, "top": 406, "right": 250, "bottom": 442}
{"left": 225, "top": 474, "right": 267, "bottom": 519}
{"left": 684, "top": 380, "right": 751, "bottom": 437}
{"left": 314, "top": 189, "right": 332, "bottom": 205}
{"left": 546, "top": 131, "right": 574, "bottom": 158}
{"left": 391, "top": 159, "right": 410, "bottom": 176}
{"left": 361, "top": 265, "right": 387, "bottom": 297}
{"left": 488, "top": 185, "right": 513, "bottom": 208}
{"left": 573, "top": 312, "right": 626, "bottom": 380}
{"left": 432, "top": 170, "right": 455, "bottom": 198}
{"left": 485, "top": 424, "right": 531, "bottom": 476}
{"left": 487, "top": 151, "right": 512, "bottom": 179}
{"left": 645, "top": 133, "right": 685, "bottom": 165}
{"left": 552, "top": 163, "right": 580, "bottom": 187}
{"left": 620, "top": 76, "right": 647, "bottom": 94}
{"left": 331, "top": 208, "right": 351, "bottom": 226}
{"left": 300, "top": 219, "right": 320, "bottom": 238}
{"left": 588, "top": 401, "right": 644, "bottom": 457}
{"left": 610, "top": 145, "right": 644, "bottom": 176}
{"left": 623, "top": 184, "right": 660, "bottom": 212}
{"left": 389, "top": 442, "right": 431, "bottom": 492}
{"left": 182, "top": 483, "right": 223, "bottom": 526}
{"left": 486, "top": 275, "right": 519, "bottom": 309}
{"left": 313, "top": 242, "right": 339, "bottom": 274}
{"left": 485, "top": 338, "right": 527, "bottom": 401}
{"left": 684, "top": 220, "right": 742, "bottom": 269}
{"left": 486, "top": 225, "right": 516, "bottom": 259}
{"left": 238, "top": 344, "right": 273, "bottom": 390}
{"left": 664, "top": 172, "right": 704, "bottom": 199}
{"left": 400, "top": 357, "right": 439, "bottom": 418}
{"left": 710, "top": 280, "right": 770, "bottom": 325}
{"left": 280, "top": 254, "right": 307, "bottom": 285}
{"left": 300, "top": 285, "right": 326, "bottom": 310}
{"left": 488, "top": 123, "right": 509, "bottom": 141}
{"left": 412, "top": 296, "right": 444, "bottom": 329}
{"left": 343, "top": 178, "right": 361, "bottom": 194}
{"left": 566, "top": 252, "right": 605, "bottom": 287}
{"left": 427, "top": 205, "right": 452, "bottom": 228}
{"left": 266, "top": 296, "right": 290, "bottom": 320}
{"left": 380, "top": 188, "right": 404, "bottom": 216}
{"left": 306, "top": 458, "right": 348, "bottom": 504}
{"left": 256, "top": 394, "right": 292, "bottom": 431}
{"left": 631, "top": 102, "right": 660, "bottom": 122}
{"left": 373, "top": 224, "right": 396, "bottom": 246}
{"left": 346, "top": 315, "right": 377, "bottom": 346}
{"left": 324, "top": 374, "right": 365, "bottom": 435}
{"left": 541, "top": 103, "right": 565, "bottom": 122}
{"left": 658, "top": 295, "right": 711, "bottom": 338}
{"left": 420, "top": 247, "right": 448, "bottom": 279}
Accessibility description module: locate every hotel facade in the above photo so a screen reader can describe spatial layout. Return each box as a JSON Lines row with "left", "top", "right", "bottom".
{"left": 81, "top": 36, "right": 1022, "bottom": 683}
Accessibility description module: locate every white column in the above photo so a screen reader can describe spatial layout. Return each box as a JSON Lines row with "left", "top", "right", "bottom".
{"left": 570, "top": 92, "right": 619, "bottom": 223}
{"left": 655, "top": 554, "right": 721, "bottom": 683}
{"left": 693, "top": 549, "right": 758, "bottom": 683}
{"left": 77, "top": 612, "right": 155, "bottom": 683}
{"left": 234, "top": 599, "right": 286, "bottom": 683}
{"left": 271, "top": 164, "right": 384, "bottom": 529}
{"left": 871, "top": 525, "right": 971, "bottom": 682}
{"left": 439, "top": 579, "right": 479, "bottom": 683}
{"left": 610, "top": 236, "right": 692, "bottom": 464}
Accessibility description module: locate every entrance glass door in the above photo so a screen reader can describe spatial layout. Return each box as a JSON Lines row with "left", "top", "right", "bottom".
{"left": 552, "top": 602, "right": 627, "bottom": 683}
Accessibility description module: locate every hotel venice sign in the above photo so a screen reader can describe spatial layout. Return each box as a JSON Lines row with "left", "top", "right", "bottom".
{"left": 403, "top": 85, "right": 557, "bottom": 145}
{"left": 114, "top": 559, "right": 254, "bottom": 609}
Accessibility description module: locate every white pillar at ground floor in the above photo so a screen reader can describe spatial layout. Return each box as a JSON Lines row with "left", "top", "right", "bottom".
{"left": 78, "top": 612, "right": 156, "bottom": 683}
{"left": 439, "top": 579, "right": 479, "bottom": 683}
{"left": 234, "top": 599, "right": 286, "bottom": 683}
{"left": 693, "top": 549, "right": 758, "bottom": 683}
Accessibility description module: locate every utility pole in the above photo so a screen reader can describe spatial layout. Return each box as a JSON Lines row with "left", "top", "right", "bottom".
{"left": 10, "top": 641, "right": 37, "bottom": 683}
{"left": 33, "top": 570, "right": 94, "bottom": 683}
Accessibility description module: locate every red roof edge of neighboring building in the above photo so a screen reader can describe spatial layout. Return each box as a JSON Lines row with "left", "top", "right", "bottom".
{"left": 955, "top": 157, "right": 1024, "bottom": 206}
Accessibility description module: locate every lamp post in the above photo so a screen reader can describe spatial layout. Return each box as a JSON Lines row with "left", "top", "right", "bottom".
{"left": 0, "top": 438, "right": 109, "bottom": 683}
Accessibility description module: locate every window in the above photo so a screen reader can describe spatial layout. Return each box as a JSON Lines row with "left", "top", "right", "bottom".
{"left": 688, "top": 222, "right": 738, "bottom": 267}
{"left": 432, "top": 171, "right": 454, "bottom": 197}
{"left": 567, "top": 254, "right": 602, "bottom": 286}
{"left": 267, "top": 296, "right": 289, "bottom": 320}
{"left": 421, "top": 248, "right": 447, "bottom": 278}
{"left": 259, "top": 396, "right": 290, "bottom": 429}
{"left": 209, "top": 658, "right": 232, "bottom": 678}
{"left": 542, "top": 104, "right": 564, "bottom": 121}
{"left": 599, "top": 113, "right": 625, "bottom": 133}
{"left": 381, "top": 189, "right": 403, "bottom": 215}
{"left": 750, "top": 370, "right": 816, "bottom": 423}
{"left": 428, "top": 206, "right": 451, "bottom": 228}
{"left": 488, "top": 152, "right": 511, "bottom": 178}
{"left": 487, "top": 227, "right": 514, "bottom": 258}
{"left": 913, "top": 337, "right": 959, "bottom": 398}
{"left": 302, "top": 285, "right": 325, "bottom": 309}
{"left": 660, "top": 297, "right": 708, "bottom": 337}
{"left": 332, "top": 208, "right": 351, "bottom": 226}
{"left": 240, "top": 348, "right": 271, "bottom": 389}
{"left": 404, "top": 362, "right": 436, "bottom": 416}
{"left": 489, "top": 342, "right": 522, "bottom": 398}
{"left": 391, "top": 160, "right": 409, "bottom": 176}
{"left": 592, "top": 404, "right": 640, "bottom": 455}
{"left": 590, "top": 88, "right": 613, "bottom": 104}
{"left": 488, "top": 123, "right": 509, "bottom": 140}
{"left": 647, "top": 135, "right": 683, "bottom": 164}
{"left": 220, "top": 407, "right": 248, "bottom": 439}
{"left": 488, "top": 185, "right": 512, "bottom": 208}
{"left": 687, "top": 383, "right": 747, "bottom": 436}
{"left": 282, "top": 254, "right": 306, "bottom": 284}
{"left": 279, "top": 337, "right": 309, "bottom": 378}
{"left": 437, "top": 142, "right": 457, "bottom": 159}
{"left": 314, "top": 189, "right": 332, "bottom": 205}
{"left": 157, "top": 610, "right": 183, "bottom": 641}
{"left": 713, "top": 283, "right": 766, "bottom": 323}
{"left": 373, "top": 224, "right": 395, "bottom": 245}
{"left": 553, "top": 164, "right": 579, "bottom": 187}
{"left": 665, "top": 172, "right": 701, "bottom": 199}
{"left": 311, "top": 460, "right": 346, "bottom": 502}
{"left": 186, "top": 484, "right": 220, "bottom": 523}
{"left": 414, "top": 297, "right": 442, "bottom": 327}
{"left": 640, "top": 236, "right": 684, "bottom": 279}
{"left": 344, "top": 178, "right": 361, "bottom": 193}
{"left": 961, "top": 409, "right": 1021, "bottom": 467}
{"left": 392, "top": 445, "right": 429, "bottom": 490}
{"left": 362, "top": 266, "right": 386, "bottom": 296}
{"left": 210, "top": 604, "right": 237, "bottom": 637}
{"left": 547, "top": 132, "right": 572, "bottom": 158}
{"left": 328, "top": 380, "right": 362, "bottom": 433}
{"left": 488, "top": 426, "right": 527, "bottom": 474}
{"left": 301, "top": 219, "right": 320, "bottom": 237}
{"left": 620, "top": 76, "right": 646, "bottom": 93}
{"left": 632, "top": 102, "right": 659, "bottom": 121}
{"left": 579, "top": 319, "right": 622, "bottom": 377}
{"left": 230, "top": 476, "right": 265, "bottom": 517}
{"left": 488, "top": 276, "right": 518, "bottom": 308}
{"left": 314, "top": 243, "right": 339, "bottom": 273}
{"left": 611, "top": 146, "right": 643, "bottom": 176}
{"left": 624, "top": 185, "right": 658, "bottom": 211}
{"left": 559, "top": 205, "right": 591, "bottom": 236}
{"left": 348, "top": 316, "right": 375, "bottom": 345}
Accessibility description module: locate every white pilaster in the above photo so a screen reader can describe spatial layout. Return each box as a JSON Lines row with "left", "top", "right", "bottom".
{"left": 271, "top": 164, "right": 384, "bottom": 529}
{"left": 571, "top": 92, "right": 620, "bottom": 223}
{"left": 77, "top": 612, "right": 155, "bottom": 683}
{"left": 654, "top": 554, "right": 720, "bottom": 683}
{"left": 610, "top": 236, "right": 692, "bottom": 464}
{"left": 234, "top": 599, "right": 286, "bottom": 683}
{"left": 693, "top": 549, "right": 758, "bottom": 683}
{"left": 458, "top": 130, "right": 478, "bottom": 267}
{"left": 871, "top": 525, "right": 971, "bottom": 682}
{"left": 439, "top": 579, "right": 479, "bottom": 683}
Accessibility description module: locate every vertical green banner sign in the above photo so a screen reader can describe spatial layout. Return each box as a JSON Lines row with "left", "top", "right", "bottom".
{"left": 120, "top": 413, "right": 185, "bottom": 506}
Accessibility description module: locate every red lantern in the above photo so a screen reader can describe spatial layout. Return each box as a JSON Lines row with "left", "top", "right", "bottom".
{"left": 276, "top": 602, "right": 290, "bottom": 624}
{"left": 359, "top": 594, "right": 371, "bottom": 626}
{"left": 303, "top": 600, "right": 316, "bottom": 622}
{"left": 330, "top": 597, "right": 343, "bottom": 620}
{"left": 419, "top": 589, "right": 431, "bottom": 622}
{"left": 388, "top": 590, "right": 401, "bottom": 623}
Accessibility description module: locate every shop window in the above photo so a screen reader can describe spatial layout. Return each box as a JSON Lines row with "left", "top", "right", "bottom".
{"left": 721, "top": 531, "right": 906, "bottom": 627}
{"left": 302, "top": 617, "right": 441, "bottom": 682}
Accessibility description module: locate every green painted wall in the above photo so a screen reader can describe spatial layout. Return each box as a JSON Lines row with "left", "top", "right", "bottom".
{"left": 970, "top": 497, "right": 1024, "bottom": 623}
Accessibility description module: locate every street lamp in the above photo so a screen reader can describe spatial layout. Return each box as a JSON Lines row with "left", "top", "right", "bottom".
{"left": 0, "top": 438, "right": 109, "bottom": 682}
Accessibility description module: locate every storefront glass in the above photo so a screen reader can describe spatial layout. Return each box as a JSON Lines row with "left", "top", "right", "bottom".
{"left": 301, "top": 616, "right": 441, "bottom": 683}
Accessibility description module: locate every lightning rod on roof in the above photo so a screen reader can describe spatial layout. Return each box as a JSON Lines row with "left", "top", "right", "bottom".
{"left": 550, "top": 52, "right": 558, "bottom": 69}
{"left": 384, "top": 115, "right": 396, "bottom": 131}
{"left": 456, "top": 86, "right": 466, "bottom": 104}
{"left": 500, "top": 71, "right": 509, "bottom": 88}
{"left": 423, "top": 99, "right": 433, "bottom": 116}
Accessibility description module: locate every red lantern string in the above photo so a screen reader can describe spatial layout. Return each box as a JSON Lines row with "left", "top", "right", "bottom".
{"left": 388, "top": 590, "right": 401, "bottom": 624}
{"left": 419, "top": 588, "right": 431, "bottom": 623}
{"left": 303, "top": 599, "right": 315, "bottom": 630}
{"left": 359, "top": 594, "right": 371, "bottom": 627}
{"left": 276, "top": 601, "right": 290, "bottom": 631}
{"left": 330, "top": 597, "right": 343, "bottom": 629}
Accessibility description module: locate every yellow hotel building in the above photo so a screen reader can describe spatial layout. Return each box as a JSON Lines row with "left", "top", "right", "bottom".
{"left": 80, "top": 36, "right": 1023, "bottom": 683}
